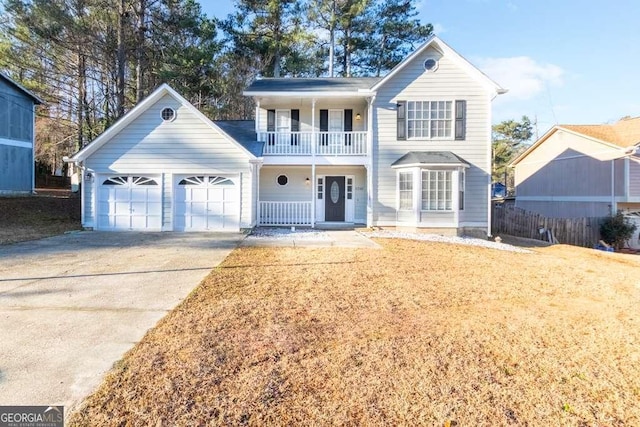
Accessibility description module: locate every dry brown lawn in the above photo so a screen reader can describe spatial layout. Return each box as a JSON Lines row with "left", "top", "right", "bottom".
{"left": 0, "top": 195, "right": 81, "bottom": 244}
{"left": 69, "top": 239, "right": 640, "bottom": 426}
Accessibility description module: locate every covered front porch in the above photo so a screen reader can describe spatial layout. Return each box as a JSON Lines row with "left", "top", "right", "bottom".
{"left": 257, "top": 165, "right": 368, "bottom": 227}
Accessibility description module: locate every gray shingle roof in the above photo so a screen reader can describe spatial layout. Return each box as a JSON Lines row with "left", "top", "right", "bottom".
{"left": 214, "top": 120, "right": 263, "bottom": 157}
{"left": 391, "top": 151, "right": 470, "bottom": 167}
{"left": 245, "top": 77, "right": 381, "bottom": 93}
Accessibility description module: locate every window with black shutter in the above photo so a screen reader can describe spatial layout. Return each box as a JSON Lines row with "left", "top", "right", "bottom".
{"left": 455, "top": 100, "right": 466, "bottom": 141}
{"left": 291, "top": 109, "right": 299, "bottom": 145}
{"left": 396, "top": 101, "right": 406, "bottom": 140}
{"left": 267, "top": 109, "right": 275, "bottom": 145}
{"left": 344, "top": 109, "right": 353, "bottom": 145}
{"left": 319, "top": 109, "right": 328, "bottom": 146}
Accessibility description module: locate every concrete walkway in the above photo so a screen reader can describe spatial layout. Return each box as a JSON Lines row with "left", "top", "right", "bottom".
{"left": 240, "top": 228, "right": 380, "bottom": 248}
{"left": 0, "top": 231, "right": 243, "bottom": 412}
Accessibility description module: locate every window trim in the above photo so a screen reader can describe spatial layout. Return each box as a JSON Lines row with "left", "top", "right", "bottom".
{"left": 397, "top": 170, "right": 414, "bottom": 211}
{"left": 421, "top": 170, "right": 453, "bottom": 212}
{"left": 405, "top": 99, "right": 455, "bottom": 141}
{"left": 160, "top": 107, "right": 176, "bottom": 122}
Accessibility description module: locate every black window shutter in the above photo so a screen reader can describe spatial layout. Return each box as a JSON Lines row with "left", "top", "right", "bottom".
{"left": 266, "top": 109, "right": 276, "bottom": 145}
{"left": 319, "top": 109, "right": 328, "bottom": 131}
{"left": 291, "top": 109, "right": 300, "bottom": 132}
{"left": 344, "top": 109, "right": 353, "bottom": 131}
{"left": 344, "top": 109, "right": 353, "bottom": 146}
{"left": 455, "top": 100, "right": 466, "bottom": 140}
{"left": 320, "top": 109, "right": 328, "bottom": 145}
{"left": 290, "top": 109, "right": 300, "bottom": 145}
{"left": 397, "top": 101, "right": 406, "bottom": 140}
{"left": 267, "top": 109, "right": 275, "bottom": 132}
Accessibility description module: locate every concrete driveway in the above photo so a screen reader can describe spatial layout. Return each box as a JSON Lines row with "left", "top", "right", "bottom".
{"left": 0, "top": 231, "right": 242, "bottom": 412}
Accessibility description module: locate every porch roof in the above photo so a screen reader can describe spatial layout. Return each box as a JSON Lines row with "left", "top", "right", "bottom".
{"left": 244, "top": 77, "right": 381, "bottom": 97}
{"left": 213, "top": 120, "right": 264, "bottom": 157}
{"left": 391, "top": 151, "right": 470, "bottom": 168}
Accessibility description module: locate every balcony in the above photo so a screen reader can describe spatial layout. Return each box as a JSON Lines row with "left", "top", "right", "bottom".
{"left": 259, "top": 131, "right": 368, "bottom": 156}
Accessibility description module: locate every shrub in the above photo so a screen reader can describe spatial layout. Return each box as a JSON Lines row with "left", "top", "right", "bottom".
{"left": 600, "top": 211, "right": 637, "bottom": 250}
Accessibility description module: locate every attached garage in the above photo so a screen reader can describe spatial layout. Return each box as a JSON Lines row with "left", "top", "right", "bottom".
{"left": 174, "top": 175, "right": 240, "bottom": 231}
{"left": 97, "top": 175, "right": 162, "bottom": 230}
{"left": 68, "top": 84, "right": 261, "bottom": 232}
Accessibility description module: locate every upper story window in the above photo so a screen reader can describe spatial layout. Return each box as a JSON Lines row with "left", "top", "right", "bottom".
{"left": 161, "top": 107, "right": 176, "bottom": 122}
{"left": 397, "top": 100, "right": 466, "bottom": 141}
{"left": 407, "top": 101, "right": 452, "bottom": 139}
{"left": 423, "top": 57, "right": 439, "bottom": 72}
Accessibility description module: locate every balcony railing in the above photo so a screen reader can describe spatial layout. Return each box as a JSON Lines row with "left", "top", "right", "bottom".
{"left": 259, "top": 131, "right": 368, "bottom": 156}
{"left": 259, "top": 201, "right": 312, "bottom": 226}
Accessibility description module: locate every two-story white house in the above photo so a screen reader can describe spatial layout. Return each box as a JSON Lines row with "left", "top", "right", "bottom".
{"left": 68, "top": 36, "right": 505, "bottom": 236}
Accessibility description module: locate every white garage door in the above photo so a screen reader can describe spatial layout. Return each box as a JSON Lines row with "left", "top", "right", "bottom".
{"left": 97, "top": 176, "right": 162, "bottom": 230}
{"left": 174, "top": 175, "right": 240, "bottom": 231}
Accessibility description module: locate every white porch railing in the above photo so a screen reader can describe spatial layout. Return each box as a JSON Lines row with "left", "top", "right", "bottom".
{"left": 260, "top": 132, "right": 313, "bottom": 155}
{"left": 258, "top": 131, "right": 368, "bottom": 156}
{"left": 259, "top": 201, "right": 312, "bottom": 226}
{"left": 316, "top": 131, "right": 367, "bottom": 155}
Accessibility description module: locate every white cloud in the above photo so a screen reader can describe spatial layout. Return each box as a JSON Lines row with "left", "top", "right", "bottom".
{"left": 475, "top": 56, "right": 564, "bottom": 100}
{"left": 432, "top": 22, "right": 446, "bottom": 35}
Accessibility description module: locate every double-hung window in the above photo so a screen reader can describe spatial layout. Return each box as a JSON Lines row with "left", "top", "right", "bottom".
{"left": 398, "top": 100, "right": 465, "bottom": 140}
{"left": 407, "top": 101, "right": 452, "bottom": 139}
{"left": 398, "top": 171, "right": 413, "bottom": 210}
{"left": 421, "top": 170, "right": 453, "bottom": 211}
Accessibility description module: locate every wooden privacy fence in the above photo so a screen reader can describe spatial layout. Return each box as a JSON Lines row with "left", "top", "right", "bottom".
{"left": 492, "top": 204, "right": 603, "bottom": 248}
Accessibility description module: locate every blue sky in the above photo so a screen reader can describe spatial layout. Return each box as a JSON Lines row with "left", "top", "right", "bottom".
{"left": 203, "top": 0, "right": 640, "bottom": 134}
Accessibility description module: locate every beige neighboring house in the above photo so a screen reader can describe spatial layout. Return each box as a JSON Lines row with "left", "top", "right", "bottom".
{"left": 510, "top": 116, "right": 640, "bottom": 220}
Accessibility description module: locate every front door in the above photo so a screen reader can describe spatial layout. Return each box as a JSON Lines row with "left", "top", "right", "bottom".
{"left": 325, "top": 176, "right": 345, "bottom": 222}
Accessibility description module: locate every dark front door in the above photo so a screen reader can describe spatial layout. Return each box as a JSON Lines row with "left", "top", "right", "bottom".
{"left": 325, "top": 176, "right": 345, "bottom": 222}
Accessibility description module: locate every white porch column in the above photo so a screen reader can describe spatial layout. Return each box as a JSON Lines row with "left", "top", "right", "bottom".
{"left": 311, "top": 164, "right": 316, "bottom": 228}
{"left": 311, "top": 98, "right": 317, "bottom": 228}
{"left": 254, "top": 98, "right": 261, "bottom": 137}
{"left": 252, "top": 161, "right": 262, "bottom": 226}
{"left": 311, "top": 98, "right": 317, "bottom": 156}
{"left": 366, "top": 96, "right": 375, "bottom": 227}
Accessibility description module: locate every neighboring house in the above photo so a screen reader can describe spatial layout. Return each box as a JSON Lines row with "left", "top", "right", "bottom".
{"left": 0, "top": 73, "right": 42, "bottom": 194}
{"left": 67, "top": 36, "right": 506, "bottom": 235}
{"left": 510, "top": 117, "right": 640, "bottom": 218}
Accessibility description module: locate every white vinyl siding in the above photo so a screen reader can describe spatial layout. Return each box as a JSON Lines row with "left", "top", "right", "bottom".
{"left": 84, "top": 93, "right": 254, "bottom": 229}
{"left": 407, "top": 101, "right": 452, "bottom": 139}
{"left": 373, "top": 45, "right": 492, "bottom": 229}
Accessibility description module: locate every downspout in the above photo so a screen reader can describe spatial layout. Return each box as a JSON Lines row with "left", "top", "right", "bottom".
{"left": 487, "top": 93, "right": 495, "bottom": 238}
{"left": 366, "top": 95, "right": 376, "bottom": 227}
{"left": 311, "top": 98, "right": 317, "bottom": 228}
{"left": 611, "top": 159, "right": 615, "bottom": 214}
{"left": 624, "top": 157, "right": 629, "bottom": 200}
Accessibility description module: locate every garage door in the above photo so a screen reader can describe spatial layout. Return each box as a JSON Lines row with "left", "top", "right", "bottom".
{"left": 97, "top": 176, "right": 162, "bottom": 230}
{"left": 174, "top": 175, "right": 240, "bottom": 231}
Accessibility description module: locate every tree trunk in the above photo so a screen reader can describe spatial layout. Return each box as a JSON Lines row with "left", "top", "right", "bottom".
{"left": 77, "top": 50, "right": 86, "bottom": 150}
{"left": 116, "top": 0, "right": 126, "bottom": 117}
{"left": 136, "top": 0, "right": 146, "bottom": 103}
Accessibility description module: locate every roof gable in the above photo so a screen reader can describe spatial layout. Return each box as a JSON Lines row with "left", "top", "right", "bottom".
{"left": 0, "top": 72, "right": 43, "bottom": 104}
{"left": 69, "top": 84, "right": 258, "bottom": 162}
{"left": 511, "top": 117, "right": 640, "bottom": 166}
{"left": 371, "top": 36, "right": 506, "bottom": 95}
